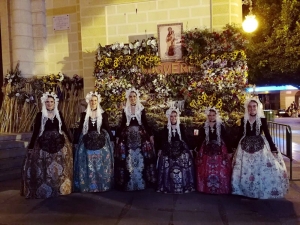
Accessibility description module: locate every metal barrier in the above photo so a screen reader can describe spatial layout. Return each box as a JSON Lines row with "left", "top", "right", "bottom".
{"left": 267, "top": 121, "right": 293, "bottom": 180}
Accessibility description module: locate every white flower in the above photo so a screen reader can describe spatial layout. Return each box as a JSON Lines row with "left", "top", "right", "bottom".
{"left": 151, "top": 39, "right": 157, "bottom": 46}
{"left": 26, "top": 99, "right": 30, "bottom": 102}
{"left": 134, "top": 41, "right": 140, "bottom": 49}
{"left": 8, "top": 79, "right": 12, "bottom": 83}
{"left": 120, "top": 42, "right": 124, "bottom": 48}
{"left": 15, "top": 93, "right": 20, "bottom": 97}
{"left": 57, "top": 72, "right": 64, "bottom": 81}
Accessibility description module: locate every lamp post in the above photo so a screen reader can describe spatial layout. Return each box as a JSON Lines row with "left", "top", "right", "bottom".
{"left": 242, "top": 0, "right": 258, "bottom": 33}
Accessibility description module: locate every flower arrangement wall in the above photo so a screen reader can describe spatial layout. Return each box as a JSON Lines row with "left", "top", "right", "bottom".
{"left": 0, "top": 63, "right": 84, "bottom": 133}
{"left": 93, "top": 25, "right": 248, "bottom": 132}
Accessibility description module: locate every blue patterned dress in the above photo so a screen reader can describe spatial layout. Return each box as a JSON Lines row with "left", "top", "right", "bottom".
{"left": 74, "top": 112, "right": 114, "bottom": 192}
{"left": 114, "top": 109, "right": 156, "bottom": 191}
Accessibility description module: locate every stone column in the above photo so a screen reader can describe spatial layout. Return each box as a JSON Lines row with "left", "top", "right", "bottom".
{"left": 11, "top": 0, "right": 34, "bottom": 78}
{"left": 31, "top": 0, "right": 47, "bottom": 77}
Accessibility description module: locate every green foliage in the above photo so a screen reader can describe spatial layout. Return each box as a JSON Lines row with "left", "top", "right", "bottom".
{"left": 247, "top": 0, "right": 300, "bottom": 86}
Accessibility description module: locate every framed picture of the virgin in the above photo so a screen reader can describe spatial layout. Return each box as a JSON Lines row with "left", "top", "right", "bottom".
{"left": 157, "top": 23, "right": 183, "bottom": 62}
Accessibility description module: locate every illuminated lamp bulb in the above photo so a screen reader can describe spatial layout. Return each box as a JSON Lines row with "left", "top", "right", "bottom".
{"left": 242, "top": 15, "right": 258, "bottom": 33}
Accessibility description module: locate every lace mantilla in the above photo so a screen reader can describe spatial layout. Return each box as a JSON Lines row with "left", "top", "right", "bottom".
{"left": 204, "top": 107, "right": 222, "bottom": 145}
{"left": 83, "top": 92, "right": 104, "bottom": 135}
{"left": 166, "top": 107, "right": 182, "bottom": 143}
{"left": 243, "top": 96, "right": 264, "bottom": 136}
{"left": 39, "top": 92, "right": 62, "bottom": 136}
{"left": 124, "top": 87, "right": 144, "bottom": 126}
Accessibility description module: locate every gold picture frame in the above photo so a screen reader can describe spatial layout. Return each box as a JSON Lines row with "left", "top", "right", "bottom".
{"left": 157, "top": 23, "right": 183, "bottom": 62}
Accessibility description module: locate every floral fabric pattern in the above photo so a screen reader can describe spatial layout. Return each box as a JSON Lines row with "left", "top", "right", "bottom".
{"left": 157, "top": 141, "right": 195, "bottom": 194}
{"left": 231, "top": 135, "right": 289, "bottom": 199}
{"left": 115, "top": 125, "right": 156, "bottom": 191}
{"left": 196, "top": 141, "right": 232, "bottom": 194}
{"left": 21, "top": 132, "right": 73, "bottom": 199}
{"left": 74, "top": 129, "right": 114, "bottom": 192}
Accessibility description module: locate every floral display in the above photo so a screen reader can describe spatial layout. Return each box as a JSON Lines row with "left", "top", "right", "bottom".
{"left": 94, "top": 38, "right": 160, "bottom": 79}
{"left": 42, "top": 72, "right": 65, "bottom": 91}
{"left": 0, "top": 67, "right": 84, "bottom": 133}
{"left": 93, "top": 25, "right": 249, "bottom": 130}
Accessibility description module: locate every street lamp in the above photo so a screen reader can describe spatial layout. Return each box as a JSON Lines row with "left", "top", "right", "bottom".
{"left": 242, "top": 0, "right": 258, "bottom": 33}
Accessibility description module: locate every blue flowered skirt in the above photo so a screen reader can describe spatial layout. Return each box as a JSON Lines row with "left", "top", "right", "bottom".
{"left": 74, "top": 129, "right": 114, "bottom": 192}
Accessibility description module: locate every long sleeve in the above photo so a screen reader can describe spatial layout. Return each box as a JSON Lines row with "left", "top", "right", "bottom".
{"left": 27, "top": 112, "right": 42, "bottom": 149}
{"left": 116, "top": 110, "right": 126, "bottom": 138}
{"left": 221, "top": 125, "right": 232, "bottom": 153}
{"left": 101, "top": 112, "right": 114, "bottom": 141}
{"left": 157, "top": 126, "right": 167, "bottom": 150}
{"left": 234, "top": 118, "right": 244, "bottom": 148}
{"left": 74, "top": 112, "right": 85, "bottom": 144}
{"left": 196, "top": 126, "right": 205, "bottom": 150}
{"left": 261, "top": 118, "right": 277, "bottom": 152}
{"left": 179, "top": 124, "right": 190, "bottom": 144}
{"left": 141, "top": 109, "right": 153, "bottom": 136}
{"left": 59, "top": 111, "right": 72, "bottom": 142}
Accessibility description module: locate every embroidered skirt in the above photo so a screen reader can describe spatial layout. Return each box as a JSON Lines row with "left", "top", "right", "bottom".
{"left": 74, "top": 129, "right": 114, "bottom": 192}
{"left": 114, "top": 125, "right": 156, "bottom": 191}
{"left": 231, "top": 135, "right": 289, "bottom": 199}
{"left": 157, "top": 140, "right": 195, "bottom": 194}
{"left": 21, "top": 131, "right": 73, "bottom": 199}
{"left": 195, "top": 140, "right": 232, "bottom": 194}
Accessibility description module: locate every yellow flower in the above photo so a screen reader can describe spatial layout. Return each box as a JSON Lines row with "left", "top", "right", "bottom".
{"left": 190, "top": 100, "right": 197, "bottom": 108}
{"left": 197, "top": 100, "right": 203, "bottom": 105}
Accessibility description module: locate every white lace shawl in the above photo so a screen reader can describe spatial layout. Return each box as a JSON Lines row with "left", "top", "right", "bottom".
{"left": 204, "top": 107, "right": 223, "bottom": 145}
{"left": 124, "top": 88, "right": 144, "bottom": 126}
{"left": 39, "top": 92, "right": 62, "bottom": 136}
{"left": 82, "top": 92, "right": 104, "bottom": 135}
{"left": 243, "top": 96, "right": 265, "bottom": 136}
{"left": 166, "top": 107, "right": 182, "bottom": 143}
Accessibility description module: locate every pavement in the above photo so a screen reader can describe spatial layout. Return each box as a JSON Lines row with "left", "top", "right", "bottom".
{"left": 1, "top": 118, "right": 300, "bottom": 225}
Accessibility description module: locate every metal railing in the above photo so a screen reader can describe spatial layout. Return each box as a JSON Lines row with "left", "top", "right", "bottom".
{"left": 267, "top": 121, "right": 294, "bottom": 180}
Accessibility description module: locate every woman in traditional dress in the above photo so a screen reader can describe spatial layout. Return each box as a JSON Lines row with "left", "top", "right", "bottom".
{"left": 195, "top": 107, "right": 232, "bottom": 194}
{"left": 73, "top": 92, "right": 114, "bottom": 192}
{"left": 231, "top": 97, "right": 289, "bottom": 199}
{"left": 114, "top": 87, "right": 156, "bottom": 191}
{"left": 156, "top": 107, "right": 195, "bottom": 194}
{"left": 21, "top": 92, "right": 73, "bottom": 198}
